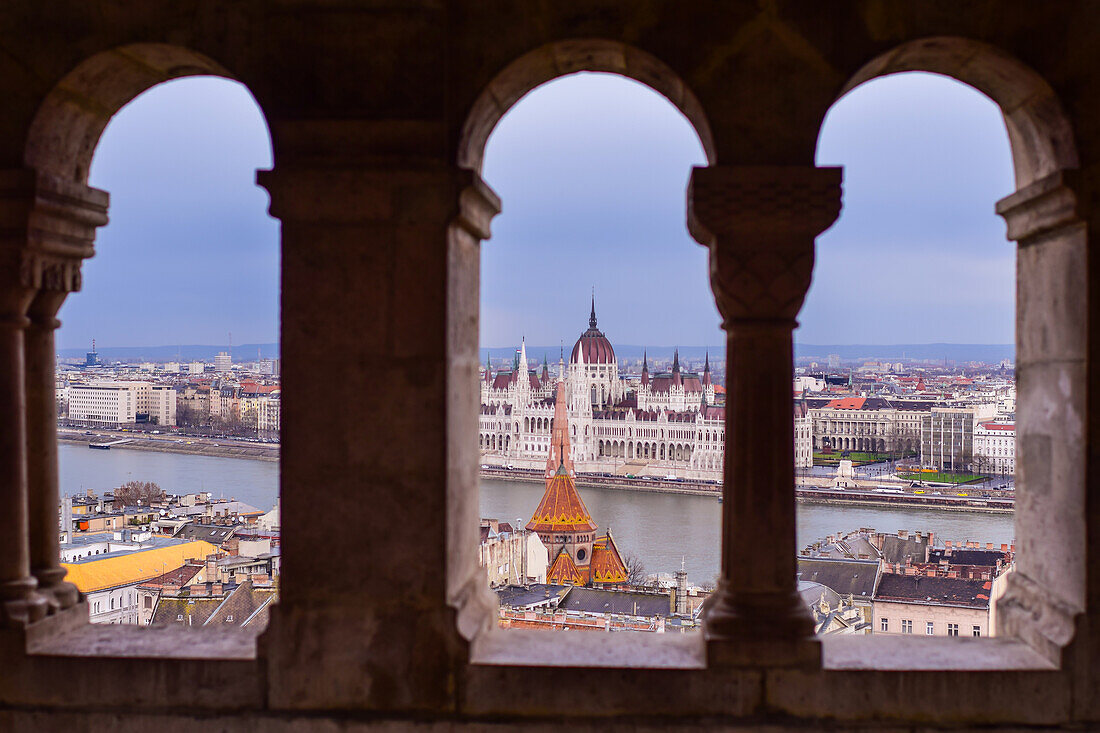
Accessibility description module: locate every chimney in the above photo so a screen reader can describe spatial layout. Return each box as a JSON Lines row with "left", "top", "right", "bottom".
{"left": 205, "top": 553, "right": 218, "bottom": 581}
{"left": 1001, "top": 543, "right": 1008, "bottom": 551}
{"left": 986, "top": 542, "right": 994, "bottom": 550}
{"left": 945, "top": 540, "right": 952, "bottom": 548}
{"left": 898, "top": 529, "right": 908, "bottom": 540}
{"left": 947, "top": 571, "right": 958, "bottom": 578}
{"left": 211, "top": 583, "right": 223, "bottom": 596}
{"left": 189, "top": 584, "right": 205, "bottom": 596}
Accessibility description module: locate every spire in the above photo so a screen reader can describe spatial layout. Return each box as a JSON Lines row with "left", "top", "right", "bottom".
{"left": 672, "top": 349, "right": 680, "bottom": 373}
{"left": 704, "top": 351, "right": 710, "bottom": 373}
{"left": 519, "top": 337, "right": 528, "bottom": 373}
{"left": 642, "top": 350, "right": 648, "bottom": 373}
{"left": 546, "top": 381, "right": 574, "bottom": 477}
{"left": 589, "top": 289, "right": 597, "bottom": 329}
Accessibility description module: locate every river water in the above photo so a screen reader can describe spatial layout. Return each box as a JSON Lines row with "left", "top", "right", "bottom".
{"left": 59, "top": 445, "right": 1014, "bottom": 585}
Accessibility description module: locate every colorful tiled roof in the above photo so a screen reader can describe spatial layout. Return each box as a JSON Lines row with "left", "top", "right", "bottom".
{"left": 589, "top": 532, "right": 628, "bottom": 585}
{"left": 546, "top": 548, "right": 584, "bottom": 585}
{"left": 526, "top": 467, "right": 597, "bottom": 534}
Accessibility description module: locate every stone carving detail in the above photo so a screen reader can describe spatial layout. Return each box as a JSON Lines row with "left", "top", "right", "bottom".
{"left": 688, "top": 166, "right": 842, "bottom": 322}
{"left": 455, "top": 169, "right": 501, "bottom": 241}
{"left": 0, "top": 169, "right": 106, "bottom": 293}
{"left": 20, "top": 252, "right": 83, "bottom": 293}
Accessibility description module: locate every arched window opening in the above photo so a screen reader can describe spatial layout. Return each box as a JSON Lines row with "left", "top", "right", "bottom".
{"left": 799, "top": 71, "right": 1018, "bottom": 639}
{"left": 473, "top": 71, "right": 721, "bottom": 633}
{"left": 52, "top": 76, "right": 278, "bottom": 631}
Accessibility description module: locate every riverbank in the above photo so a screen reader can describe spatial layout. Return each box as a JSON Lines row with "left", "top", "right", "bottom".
{"left": 58, "top": 429, "right": 279, "bottom": 462}
{"left": 479, "top": 468, "right": 1014, "bottom": 514}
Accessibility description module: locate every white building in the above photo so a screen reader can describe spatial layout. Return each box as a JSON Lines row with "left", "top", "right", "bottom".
{"left": 67, "top": 381, "right": 176, "bottom": 427}
{"left": 67, "top": 382, "right": 137, "bottom": 425}
{"left": 188, "top": 361, "right": 206, "bottom": 375}
{"left": 257, "top": 391, "right": 281, "bottom": 437}
{"left": 214, "top": 352, "right": 233, "bottom": 372}
{"left": 973, "top": 421, "right": 1016, "bottom": 476}
{"left": 478, "top": 302, "right": 804, "bottom": 481}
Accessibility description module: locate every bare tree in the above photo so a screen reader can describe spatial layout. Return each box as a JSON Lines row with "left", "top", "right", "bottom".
{"left": 114, "top": 480, "right": 165, "bottom": 508}
{"left": 624, "top": 554, "right": 647, "bottom": 586}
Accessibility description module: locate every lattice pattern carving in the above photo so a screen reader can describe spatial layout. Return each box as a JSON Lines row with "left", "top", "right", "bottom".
{"left": 689, "top": 166, "right": 842, "bottom": 322}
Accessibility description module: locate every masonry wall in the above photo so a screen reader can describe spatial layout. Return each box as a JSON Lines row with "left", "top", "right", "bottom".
{"left": 0, "top": 1, "right": 1099, "bottom": 730}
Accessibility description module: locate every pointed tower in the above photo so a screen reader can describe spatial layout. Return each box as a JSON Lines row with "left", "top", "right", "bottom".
{"left": 483, "top": 351, "right": 492, "bottom": 383}
{"left": 672, "top": 348, "right": 683, "bottom": 388}
{"left": 529, "top": 380, "right": 597, "bottom": 584}
{"left": 546, "top": 380, "right": 574, "bottom": 477}
{"left": 702, "top": 351, "right": 712, "bottom": 386}
{"left": 641, "top": 350, "right": 650, "bottom": 387}
{"left": 541, "top": 353, "right": 549, "bottom": 382}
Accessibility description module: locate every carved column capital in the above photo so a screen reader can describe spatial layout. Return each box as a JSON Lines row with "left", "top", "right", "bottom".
{"left": 995, "top": 168, "right": 1090, "bottom": 244}
{"left": 688, "top": 165, "right": 842, "bottom": 323}
{"left": 0, "top": 169, "right": 108, "bottom": 297}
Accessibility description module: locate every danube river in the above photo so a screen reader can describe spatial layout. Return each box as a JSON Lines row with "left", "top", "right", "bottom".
{"left": 60, "top": 445, "right": 1014, "bottom": 585}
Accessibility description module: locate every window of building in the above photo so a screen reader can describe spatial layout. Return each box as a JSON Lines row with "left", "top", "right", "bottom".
{"left": 948, "top": 623, "right": 959, "bottom": 636}
{"left": 902, "top": 620, "right": 913, "bottom": 634}
{"left": 926, "top": 621, "right": 935, "bottom": 636}
{"left": 973, "top": 626, "right": 982, "bottom": 637}
{"left": 880, "top": 617, "right": 888, "bottom": 632}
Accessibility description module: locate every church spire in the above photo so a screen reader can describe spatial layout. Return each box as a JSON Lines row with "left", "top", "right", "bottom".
{"left": 546, "top": 380, "right": 574, "bottom": 477}
{"left": 589, "top": 289, "right": 597, "bottom": 329}
{"left": 672, "top": 348, "right": 680, "bottom": 373}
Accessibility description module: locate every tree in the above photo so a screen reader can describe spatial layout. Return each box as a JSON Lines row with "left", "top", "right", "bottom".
{"left": 624, "top": 554, "right": 647, "bottom": 586}
{"left": 114, "top": 480, "right": 165, "bottom": 508}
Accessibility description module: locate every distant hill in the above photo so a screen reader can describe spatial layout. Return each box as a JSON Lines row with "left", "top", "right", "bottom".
{"left": 480, "top": 345, "right": 721, "bottom": 367}
{"left": 482, "top": 343, "right": 1015, "bottom": 365}
{"left": 57, "top": 343, "right": 280, "bottom": 362}
{"left": 793, "top": 343, "right": 1014, "bottom": 363}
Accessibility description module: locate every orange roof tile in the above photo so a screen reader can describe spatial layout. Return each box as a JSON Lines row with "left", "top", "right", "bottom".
{"left": 546, "top": 548, "right": 584, "bottom": 586}
{"left": 589, "top": 532, "right": 628, "bottom": 585}
{"left": 824, "top": 397, "right": 866, "bottom": 410}
{"left": 526, "top": 467, "right": 597, "bottom": 534}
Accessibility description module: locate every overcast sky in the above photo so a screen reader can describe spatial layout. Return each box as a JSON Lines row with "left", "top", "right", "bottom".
{"left": 57, "top": 71, "right": 1015, "bottom": 351}
{"left": 57, "top": 77, "right": 277, "bottom": 351}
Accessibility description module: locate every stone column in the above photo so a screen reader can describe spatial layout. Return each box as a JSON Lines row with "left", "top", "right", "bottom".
{"left": 22, "top": 176, "right": 106, "bottom": 612}
{"left": 256, "top": 132, "right": 500, "bottom": 709}
{"left": 0, "top": 171, "right": 46, "bottom": 626}
{"left": 994, "top": 170, "right": 1087, "bottom": 664}
{"left": 2, "top": 170, "right": 106, "bottom": 620}
{"left": 688, "top": 165, "right": 841, "bottom": 666}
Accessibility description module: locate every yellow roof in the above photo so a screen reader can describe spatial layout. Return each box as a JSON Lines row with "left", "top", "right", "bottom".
{"left": 62, "top": 540, "right": 218, "bottom": 593}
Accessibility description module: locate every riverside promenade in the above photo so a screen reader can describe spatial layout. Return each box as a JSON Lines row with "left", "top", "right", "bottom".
{"left": 58, "top": 427, "right": 279, "bottom": 462}
{"left": 479, "top": 466, "right": 1014, "bottom": 514}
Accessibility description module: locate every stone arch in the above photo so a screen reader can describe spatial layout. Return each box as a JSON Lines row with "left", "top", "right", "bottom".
{"left": 833, "top": 37, "right": 1077, "bottom": 189}
{"left": 458, "top": 39, "right": 716, "bottom": 173}
{"left": 25, "top": 43, "right": 265, "bottom": 184}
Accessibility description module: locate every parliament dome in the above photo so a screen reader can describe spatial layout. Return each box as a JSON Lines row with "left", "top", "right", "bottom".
{"left": 570, "top": 299, "right": 616, "bottom": 365}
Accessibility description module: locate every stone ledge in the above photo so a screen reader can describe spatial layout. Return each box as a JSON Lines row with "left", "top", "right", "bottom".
{"left": 821, "top": 634, "right": 1056, "bottom": 671}
{"left": 470, "top": 627, "right": 706, "bottom": 669}
{"left": 27, "top": 621, "right": 262, "bottom": 660}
